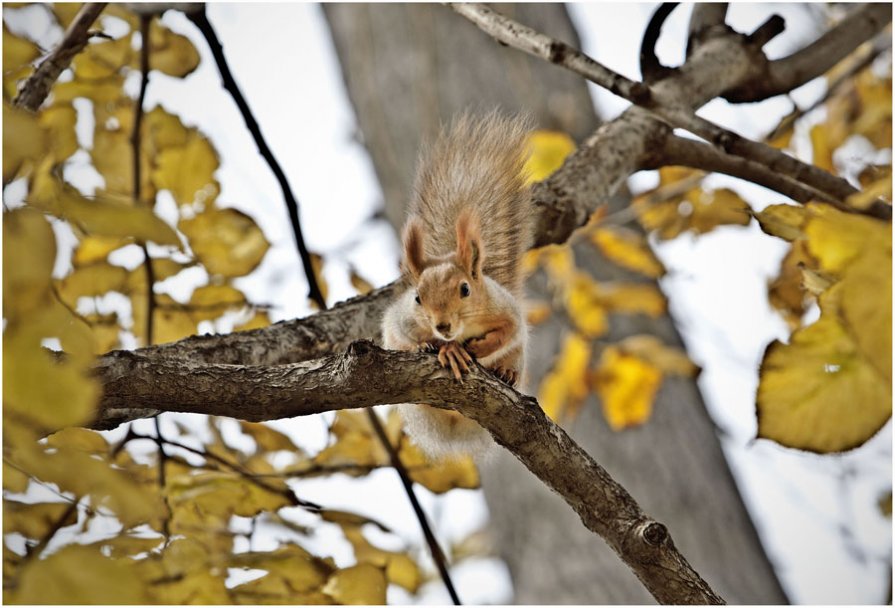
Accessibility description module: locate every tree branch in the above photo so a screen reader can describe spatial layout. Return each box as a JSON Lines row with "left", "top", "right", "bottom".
{"left": 450, "top": 2, "right": 891, "bottom": 220}
{"left": 640, "top": 3, "right": 680, "bottom": 83}
{"left": 13, "top": 3, "right": 108, "bottom": 111}
{"left": 186, "top": 7, "right": 326, "bottom": 310}
{"left": 89, "top": 340, "right": 724, "bottom": 604}
{"left": 686, "top": 3, "right": 728, "bottom": 57}
{"left": 658, "top": 134, "right": 821, "bottom": 203}
{"left": 724, "top": 3, "right": 892, "bottom": 103}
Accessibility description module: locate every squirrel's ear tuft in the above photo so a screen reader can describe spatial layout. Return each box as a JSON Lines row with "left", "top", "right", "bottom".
{"left": 456, "top": 209, "right": 484, "bottom": 280}
{"left": 402, "top": 217, "right": 427, "bottom": 281}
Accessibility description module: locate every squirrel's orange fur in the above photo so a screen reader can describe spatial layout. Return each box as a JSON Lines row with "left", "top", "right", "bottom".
{"left": 382, "top": 112, "right": 534, "bottom": 459}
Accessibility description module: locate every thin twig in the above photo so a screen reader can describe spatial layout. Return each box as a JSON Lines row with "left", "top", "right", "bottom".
{"left": 185, "top": 8, "right": 326, "bottom": 309}
{"left": 128, "top": 431, "right": 322, "bottom": 512}
{"left": 132, "top": 14, "right": 156, "bottom": 346}
{"left": 366, "top": 409, "right": 462, "bottom": 605}
{"left": 13, "top": 3, "right": 107, "bottom": 111}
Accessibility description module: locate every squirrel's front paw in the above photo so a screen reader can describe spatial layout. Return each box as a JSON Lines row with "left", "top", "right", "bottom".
{"left": 438, "top": 342, "right": 473, "bottom": 381}
{"left": 416, "top": 341, "right": 440, "bottom": 354}
{"left": 492, "top": 367, "right": 519, "bottom": 387}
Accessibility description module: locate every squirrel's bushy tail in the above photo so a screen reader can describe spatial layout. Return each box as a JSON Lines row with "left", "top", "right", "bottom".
{"left": 410, "top": 111, "right": 534, "bottom": 297}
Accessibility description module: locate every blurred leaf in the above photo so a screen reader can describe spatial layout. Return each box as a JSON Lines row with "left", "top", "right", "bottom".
{"left": 309, "top": 253, "right": 329, "bottom": 307}
{"left": 809, "top": 123, "right": 837, "bottom": 173}
{"left": 590, "top": 226, "right": 665, "bottom": 278}
{"left": 56, "top": 262, "right": 129, "bottom": 307}
{"left": 3, "top": 102, "right": 47, "bottom": 182}
{"left": 615, "top": 335, "right": 698, "bottom": 377}
{"left": 879, "top": 491, "right": 892, "bottom": 518}
{"left": 349, "top": 267, "right": 374, "bottom": 295}
{"left": 147, "top": 21, "right": 200, "bottom": 77}
{"left": 53, "top": 73, "right": 126, "bottom": 104}
{"left": 52, "top": 3, "right": 84, "bottom": 28}
{"left": 39, "top": 103, "right": 79, "bottom": 162}
{"left": 235, "top": 311, "right": 271, "bottom": 331}
{"left": 564, "top": 274, "right": 608, "bottom": 337}
{"left": 240, "top": 421, "right": 299, "bottom": 453}
{"left": 594, "top": 346, "right": 662, "bottom": 431}
{"left": 179, "top": 206, "right": 269, "bottom": 278}
{"left": 3, "top": 501, "right": 77, "bottom": 539}
{"left": 73, "top": 33, "right": 133, "bottom": 79}
{"left": 524, "top": 300, "right": 551, "bottom": 326}
{"left": 768, "top": 241, "right": 814, "bottom": 331}
{"left": 636, "top": 186, "right": 751, "bottom": 240}
{"left": 46, "top": 427, "right": 108, "bottom": 454}
{"left": 322, "top": 564, "right": 387, "bottom": 605}
{"left": 167, "top": 470, "right": 291, "bottom": 519}
{"left": 849, "top": 164, "right": 892, "bottom": 211}
{"left": 3, "top": 207, "right": 56, "bottom": 317}
{"left": 11, "top": 544, "right": 148, "bottom": 604}
{"left": 754, "top": 203, "right": 807, "bottom": 242}
{"left": 3, "top": 24, "right": 39, "bottom": 69}
{"left": 73, "top": 235, "right": 128, "bottom": 266}
{"left": 538, "top": 333, "right": 591, "bottom": 420}
{"left": 153, "top": 132, "right": 220, "bottom": 205}
{"left": 397, "top": 439, "right": 480, "bottom": 494}
{"left": 525, "top": 130, "right": 576, "bottom": 183}
{"left": 189, "top": 284, "right": 247, "bottom": 321}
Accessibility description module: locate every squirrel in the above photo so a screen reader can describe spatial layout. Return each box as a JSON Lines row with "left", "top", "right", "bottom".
{"left": 381, "top": 112, "right": 534, "bottom": 459}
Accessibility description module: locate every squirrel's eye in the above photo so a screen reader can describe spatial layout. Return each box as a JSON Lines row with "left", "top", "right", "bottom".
{"left": 460, "top": 283, "right": 470, "bottom": 298}
{"left": 414, "top": 294, "right": 421, "bottom": 305}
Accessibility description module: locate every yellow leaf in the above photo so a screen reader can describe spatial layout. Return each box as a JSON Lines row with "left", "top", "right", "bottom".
{"left": 235, "top": 310, "right": 271, "bottom": 331}
{"left": 754, "top": 203, "right": 807, "bottom": 241}
{"left": 3, "top": 208, "right": 56, "bottom": 318}
{"left": 3, "top": 462, "right": 29, "bottom": 493}
{"left": 73, "top": 33, "right": 133, "bottom": 79}
{"left": 52, "top": 74, "right": 126, "bottom": 104}
{"left": 686, "top": 187, "right": 751, "bottom": 234}
{"left": 840, "top": 253, "right": 892, "bottom": 382}
{"left": 11, "top": 544, "right": 148, "bottom": 604}
{"left": 3, "top": 24, "right": 39, "bottom": 69}
{"left": 73, "top": 235, "right": 127, "bottom": 266}
{"left": 849, "top": 164, "right": 892, "bottom": 210}
{"left": 92, "top": 533, "right": 164, "bottom": 559}
{"left": 189, "top": 284, "right": 247, "bottom": 321}
{"left": 350, "top": 268, "right": 374, "bottom": 295}
{"left": 240, "top": 421, "right": 298, "bottom": 453}
{"left": 3, "top": 102, "right": 47, "bottom": 182}
{"left": 565, "top": 276, "right": 609, "bottom": 337}
{"left": 810, "top": 123, "right": 837, "bottom": 173}
{"left": 525, "top": 130, "right": 576, "bottom": 183}
{"left": 538, "top": 333, "right": 591, "bottom": 420}
{"left": 148, "top": 22, "right": 200, "bottom": 77}
{"left": 768, "top": 241, "right": 814, "bottom": 331}
{"left": 309, "top": 253, "right": 329, "bottom": 307}
{"left": 397, "top": 439, "right": 480, "bottom": 494}
{"left": 3, "top": 501, "right": 77, "bottom": 539}
{"left": 52, "top": 3, "right": 84, "bottom": 28}
{"left": 594, "top": 346, "right": 662, "bottom": 431}
{"left": 152, "top": 132, "right": 220, "bottom": 205}
{"left": 323, "top": 564, "right": 387, "bottom": 605}
{"left": 46, "top": 427, "right": 108, "bottom": 454}
{"left": 56, "top": 262, "right": 129, "bottom": 307}
{"left": 805, "top": 203, "right": 889, "bottom": 274}
{"left": 39, "top": 103, "right": 79, "bottom": 162}
{"left": 179, "top": 206, "right": 270, "bottom": 277}
{"left": 757, "top": 285, "right": 891, "bottom": 452}
{"left": 525, "top": 300, "right": 552, "bottom": 326}
{"left": 167, "top": 471, "right": 291, "bottom": 519}
{"left": 590, "top": 227, "right": 666, "bottom": 278}
{"left": 616, "top": 335, "right": 698, "bottom": 377}
{"left": 144, "top": 105, "right": 191, "bottom": 151}
{"left": 593, "top": 281, "right": 666, "bottom": 317}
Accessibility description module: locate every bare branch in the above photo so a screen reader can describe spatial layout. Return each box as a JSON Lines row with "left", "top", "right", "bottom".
{"left": 450, "top": 2, "right": 891, "bottom": 220}
{"left": 186, "top": 8, "right": 326, "bottom": 310}
{"left": 13, "top": 3, "right": 108, "bottom": 111}
{"left": 640, "top": 3, "right": 680, "bottom": 83}
{"left": 89, "top": 340, "right": 724, "bottom": 604}
{"left": 725, "top": 3, "right": 892, "bottom": 103}
{"left": 447, "top": 3, "right": 652, "bottom": 104}
{"left": 659, "top": 135, "right": 822, "bottom": 203}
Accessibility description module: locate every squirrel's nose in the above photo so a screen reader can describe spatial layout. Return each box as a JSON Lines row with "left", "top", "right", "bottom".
{"left": 436, "top": 322, "right": 451, "bottom": 334}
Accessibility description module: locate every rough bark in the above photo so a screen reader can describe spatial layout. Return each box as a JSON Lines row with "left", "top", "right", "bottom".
{"left": 322, "top": 3, "right": 787, "bottom": 603}
{"left": 89, "top": 341, "right": 723, "bottom": 604}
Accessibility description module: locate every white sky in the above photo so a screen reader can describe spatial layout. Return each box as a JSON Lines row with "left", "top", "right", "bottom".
{"left": 3, "top": 2, "right": 892, "bottom": 604}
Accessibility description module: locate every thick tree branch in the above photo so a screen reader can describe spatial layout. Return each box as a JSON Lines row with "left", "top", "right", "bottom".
{"left": 13, "top": 3, "right": 108, "bottom": 111}
{"left": 724, "top": 3, "right": 892, "bottom": 103}
{"left": 89, "top": 341, "right": 724, "bottom": 604}
{"left": 686, "top": 3, "right": 728, "bottom": 56}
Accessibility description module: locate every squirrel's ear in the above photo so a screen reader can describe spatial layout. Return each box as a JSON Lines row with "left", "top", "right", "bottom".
{"left": 402, "top": 217, "right": 427, "bottom": 281}
{"left": 456, "top": 209, "right": 484, "bottom": 280}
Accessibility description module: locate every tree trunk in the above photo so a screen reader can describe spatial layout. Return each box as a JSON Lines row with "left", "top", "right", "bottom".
{"left": 323, "top": 3, "right": 788, "bottom": 603}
